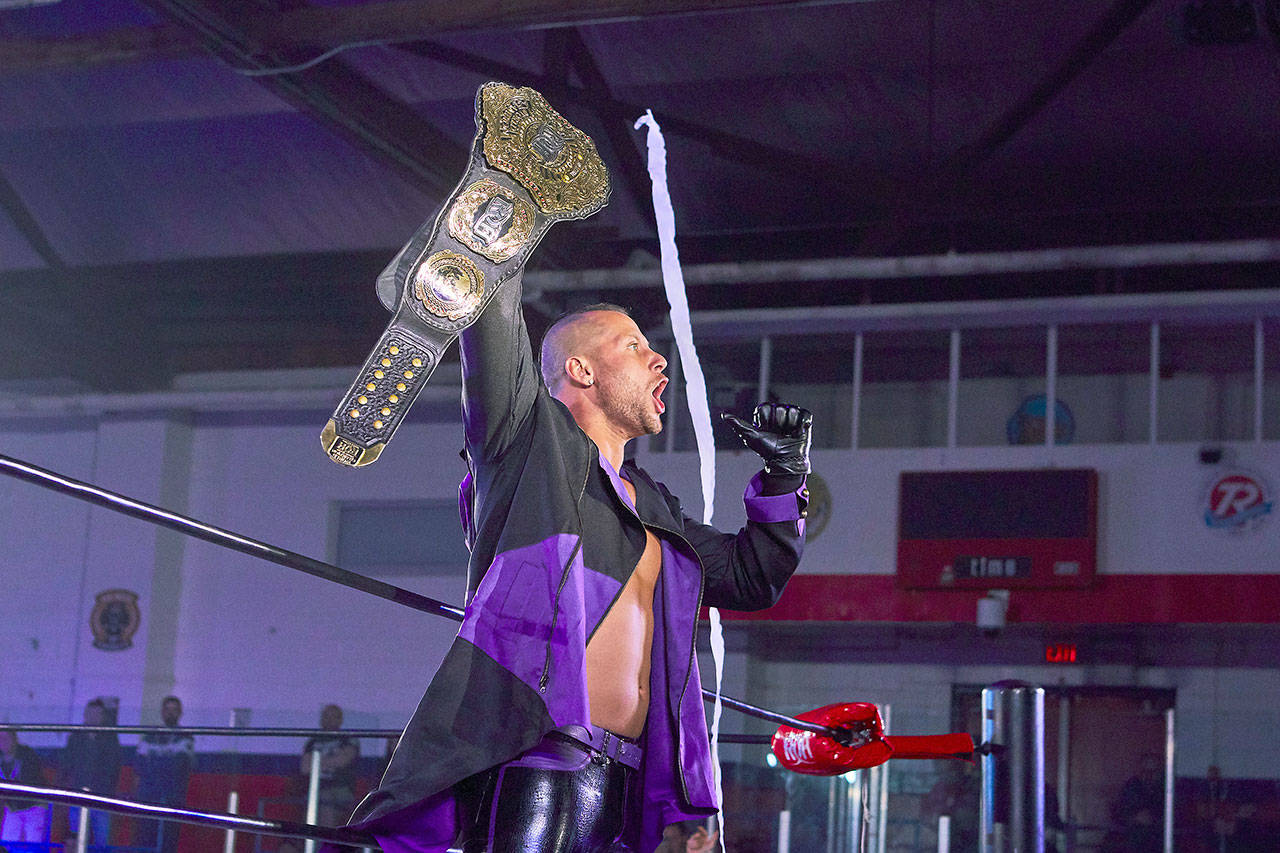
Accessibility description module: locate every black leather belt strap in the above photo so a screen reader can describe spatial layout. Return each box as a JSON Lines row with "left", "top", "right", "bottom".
{"left": 321, "top": 82, "right": 611, "bottom": 467}
{"left": 553, "top": 724, "right": 643, "bottom": 770}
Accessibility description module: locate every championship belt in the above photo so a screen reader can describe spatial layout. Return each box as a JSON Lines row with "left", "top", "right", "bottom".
{"left": 321, "top": 82, "right": 611, "bottom": 467}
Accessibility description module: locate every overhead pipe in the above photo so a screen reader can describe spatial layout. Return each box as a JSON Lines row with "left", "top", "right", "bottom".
{"left": 526, "top": 238, "right": 1280, "bottom": 292}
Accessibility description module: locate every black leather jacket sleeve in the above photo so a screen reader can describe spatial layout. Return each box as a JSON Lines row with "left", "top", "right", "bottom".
{"left": 458, "top": 272, "right": 541, "bottom": 462}
{"left": 667, "top": 472, "right": 808, "bottom": 612}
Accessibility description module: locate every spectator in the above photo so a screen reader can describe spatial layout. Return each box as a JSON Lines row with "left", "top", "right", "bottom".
{"left": 1105, "top": 753, "right": 1164, "bottom": 852}
{"left": 1, "top": 730, "right": 50, "bottom": 845}
{"left": 62, "top": 698, "right": 122, "bottom": 847}
{"left": 135, "top": 696, "right": 195, "bottom": 853}
{"left": 299, "top": 704, "right": 358, "bottom": 828}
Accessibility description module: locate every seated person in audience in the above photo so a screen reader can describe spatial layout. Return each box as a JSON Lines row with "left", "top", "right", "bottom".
{"left": 300, "top": 704, "right": 360, "bottom": 827}
{"left": 62, "top": 698, "right": 121, "bottom": 846}
{"left": 1, "top": 730, "right": 50, "bottom": 844}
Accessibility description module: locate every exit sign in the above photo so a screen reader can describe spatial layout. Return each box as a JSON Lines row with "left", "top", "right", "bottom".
{"left": 1045, "top": 643, "right": 1078, "bottom": 663}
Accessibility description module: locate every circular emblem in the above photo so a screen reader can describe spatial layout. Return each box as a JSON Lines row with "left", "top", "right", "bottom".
{"left": 413, "top": 251, "right": 485, "bottom": 322}
{"left": 90, "top": 589, "right": 141, "bottom": 651}
{"left": 804, "top": 471, "right": 832, "bottom": 542}
{"left": 446, "top": 180, "right": 535, "bottom": 263}
{"left": 1006, "top": 394, "right": 1075, "bottom": 445}
{"left": 1202, "top": 469, "right": 1273, "bottom": 533}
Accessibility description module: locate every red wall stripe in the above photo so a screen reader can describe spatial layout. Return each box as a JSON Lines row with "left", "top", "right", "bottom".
{"left": 716, "top": 574, "right": 1280, "bottom": 623}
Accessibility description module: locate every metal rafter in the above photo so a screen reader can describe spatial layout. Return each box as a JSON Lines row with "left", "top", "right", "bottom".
{"left": 136, "top": 0, "right": 465, "bottom": 199}
{"left": 559, "top": 29, "right": 656, "bottom": 217}
{"left": 858, "top": 0, "right": 1158, "bottom": 254}
{"left": 398, "top": 41, "right": 856, "bottom": 188}
{"left": 0, "top": 170, "right": 167, "bottom": 389}
{"left": 0, "top": 0, "right": 861, "bottom": 71}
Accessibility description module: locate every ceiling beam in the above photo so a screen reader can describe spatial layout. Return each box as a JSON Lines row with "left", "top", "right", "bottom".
{"left": 0, "top": 0, "right": 867, "bottom": 71}
{"left": 135, "top": 0, "right": 465, "bottom": 199}
{"left": 0, "top": 168, "right": 62, "bottom": 268}
{"left": 402, "top": 41, "right": 857, "bottom": 186}
{"left": 857, "top": 0, "right": 1157, "bottom": 254}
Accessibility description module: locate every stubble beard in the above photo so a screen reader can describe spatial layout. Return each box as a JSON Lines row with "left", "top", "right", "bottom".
{"left": 598, "top": 375, "right": 662, "bottom": 438}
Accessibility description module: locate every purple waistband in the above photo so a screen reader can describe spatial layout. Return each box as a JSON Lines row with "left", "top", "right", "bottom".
{"left": 552, "top": 724, "right": 643, "bottom": 770}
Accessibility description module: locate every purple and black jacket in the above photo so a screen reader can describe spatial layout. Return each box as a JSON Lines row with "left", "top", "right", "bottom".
{"left": 345, "top": 277, "right": 808, "bottom": 852}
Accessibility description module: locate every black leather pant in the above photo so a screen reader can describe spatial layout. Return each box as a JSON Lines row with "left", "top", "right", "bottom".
{"left": 456, "top": 732, "right": 635, "bottom": 853}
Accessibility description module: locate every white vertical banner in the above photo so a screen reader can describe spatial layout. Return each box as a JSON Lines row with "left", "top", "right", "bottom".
{"left": 635, "top": 108, "right": 726, "bottom": 849}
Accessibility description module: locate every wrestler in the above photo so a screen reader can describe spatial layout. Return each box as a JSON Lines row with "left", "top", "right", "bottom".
{"left": 344, "top": 275, "right": 813, "bottom": 852}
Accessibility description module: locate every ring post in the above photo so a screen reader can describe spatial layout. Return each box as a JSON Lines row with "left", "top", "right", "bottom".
{"left": 304, "top": 749, "right": 322, "bottom": 853}
{"left": 979, "top": 681, "right": 1045, "bottom": 853}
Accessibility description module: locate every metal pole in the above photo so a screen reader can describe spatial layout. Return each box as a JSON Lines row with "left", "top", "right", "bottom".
{"left": 851, "top": 332, "right": 863, "bottom": 449}
{"left": 877, "top": 704, "right": 890, "bottom": 853}
{"left": 980, "top": 681, "right": 1045, "bottom": 853}
{"left": 1164, "top": 708, "right": 1175, "bottom": 853}
{"left": 225, "top": 707, "right": 243, "bottom": 853}
{"left": 827, "top": 775, "right": 839, "bottom": 853}
{"left": 1149, "top": 321, "right": 1160, "bottom": 444}
{"left": 1057, "top": 695, "right": 1070, "bottom": 831}
{"left": 849, "top": 771, "right": 866, "bottom": 853}
{"left": 75, "top": 805, "right": 89, "bottom": 853}
{"left": 865, "top": 765, "right": 880, "bottom": 853}
{"left": 777, "top": 809, "right": 791, "bottom": 853}
{"left": 223, "top": 790, "right": 239, "bottom": 853}
{"left": 948, "top": 330, "right": 960, "bottom": 448}
{"left": 527, "top": 238, "right": 1280, "bottom": 290}
{"left": 937, "top": 815, "right": 950, "bottom": 853}
{"left": 304, "top": 749, "right": 322, "bottom": 853}
{"left": 1045, "top": 324, "right": 1057, "bottom": 449}
{"left": 1254, "top": 317, "right": 1264, "bottom": 443}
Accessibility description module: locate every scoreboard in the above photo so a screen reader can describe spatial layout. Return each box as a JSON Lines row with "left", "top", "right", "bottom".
{"left": 897, "top": 468, "right": 1098, "bottom": 589}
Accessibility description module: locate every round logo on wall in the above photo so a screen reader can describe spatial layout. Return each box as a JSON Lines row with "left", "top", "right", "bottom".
{"left": 804, "top": 472, "right": 832, "bottom": 542}
{"left": 1202, "top": 469, "right": 1273, "bottom": 533}
{"left": 90, "top": 589, "right": 141, "bottom": 651}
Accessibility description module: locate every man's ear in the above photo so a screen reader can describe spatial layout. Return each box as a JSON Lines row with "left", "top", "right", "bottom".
{"left": 565, "top": 356, "right": 593, "bottom": 388}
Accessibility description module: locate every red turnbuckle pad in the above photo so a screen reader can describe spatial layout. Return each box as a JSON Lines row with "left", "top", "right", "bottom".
{"left": 772, "top": 702, "right": 889, "bottom": 776}
{"left": 771, "top": 702, "right": 975, "bottom": 776}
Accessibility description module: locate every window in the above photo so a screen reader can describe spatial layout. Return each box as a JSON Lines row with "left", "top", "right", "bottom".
{"left": 859, "top": 329, "right": 950, "bottom": 448}
{"left": 1057, "top": 323, "right": 1151, "bottom": 444}
{"left": 334, "top": 501, "right": 469, "bottom": 576}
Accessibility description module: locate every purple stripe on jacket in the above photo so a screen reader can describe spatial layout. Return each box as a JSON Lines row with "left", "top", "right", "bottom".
{"left": 459, "top": 534, "right": 624, "bottom": 729}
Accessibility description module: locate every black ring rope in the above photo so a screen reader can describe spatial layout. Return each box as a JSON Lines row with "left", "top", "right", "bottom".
{"left": 0, "top": 780, "right": 377, "bottom": 847}
{"left": 0, "top": 723, "right": 771, "bottom": 744}
{"left": 0, "top": 452, "right": 841, "bottom": 741}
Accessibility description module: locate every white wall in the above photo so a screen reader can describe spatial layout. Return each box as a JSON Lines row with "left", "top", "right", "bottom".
{"left": 2, "top": 391, "right": 1279, "bottom": 771}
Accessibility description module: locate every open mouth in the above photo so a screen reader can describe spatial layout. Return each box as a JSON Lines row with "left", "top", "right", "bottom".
{"left": 652, "top": 378, "right": 668, "bottom": 414}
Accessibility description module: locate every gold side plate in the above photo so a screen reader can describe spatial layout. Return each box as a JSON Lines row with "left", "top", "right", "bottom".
{"left": 446, "top": 179, "right": 536, "bottom": 263}
{"left": 413, "top": 250, "right": 485, "bottom": 322}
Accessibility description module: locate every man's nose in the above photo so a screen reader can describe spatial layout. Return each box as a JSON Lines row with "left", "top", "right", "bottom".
{"left": 651, "top": 350, "right": 667, "bottom": 373}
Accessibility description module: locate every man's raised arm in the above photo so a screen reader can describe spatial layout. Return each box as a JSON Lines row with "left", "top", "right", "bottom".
{"left": 458, "top": 273, "right": 540, "bottom": 461}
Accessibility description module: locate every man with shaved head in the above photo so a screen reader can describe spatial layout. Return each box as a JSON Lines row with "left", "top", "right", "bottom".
{"left": 348, "top": 278, "right": 812, "bottom": 853}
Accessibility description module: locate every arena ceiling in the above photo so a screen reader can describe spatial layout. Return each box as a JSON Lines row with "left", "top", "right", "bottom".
{"left": 2, "top": 0, "right": 1280, "bottom": 392}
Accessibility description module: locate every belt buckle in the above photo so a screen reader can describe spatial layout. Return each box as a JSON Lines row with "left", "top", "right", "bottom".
{"left": 591, "top": 729, "right": 612, "bottom": 765}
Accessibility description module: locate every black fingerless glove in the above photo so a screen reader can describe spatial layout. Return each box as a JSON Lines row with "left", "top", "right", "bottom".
{"left": 721, "top": 402, "right": 813, "bottom": 475}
